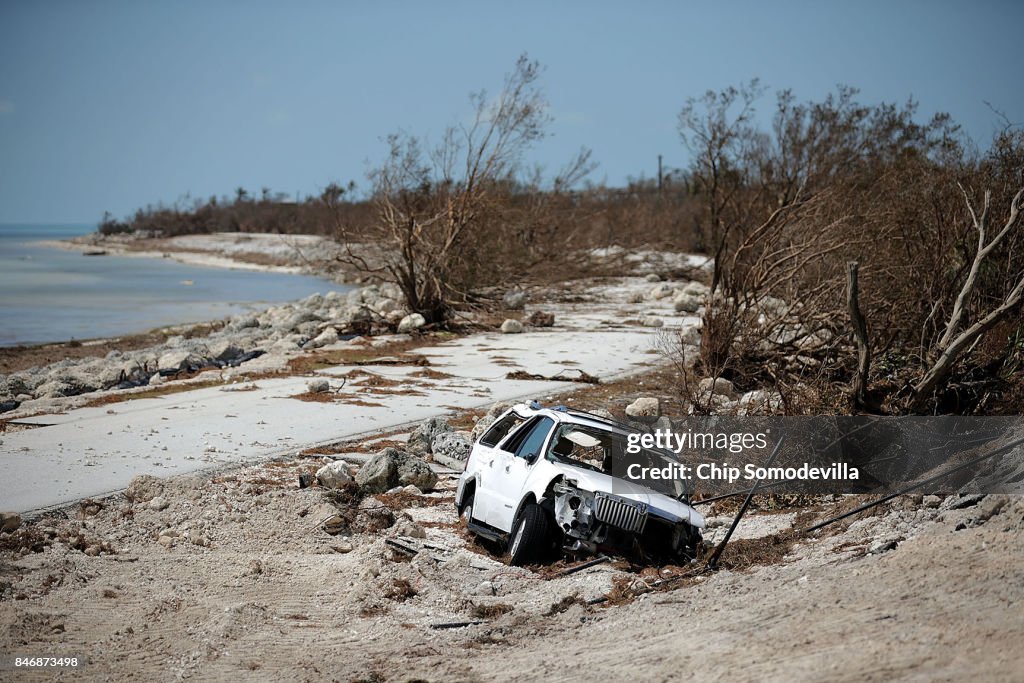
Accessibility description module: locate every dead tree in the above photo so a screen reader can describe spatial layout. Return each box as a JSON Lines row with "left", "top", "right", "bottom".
{"left": 911, "top": 186, "right": 1024, "bottom": 411}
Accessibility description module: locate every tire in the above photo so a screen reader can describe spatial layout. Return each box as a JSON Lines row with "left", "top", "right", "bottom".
{"left": 460, "top": 490, "right": 475, "bottom": 526}
{"left": 508, "top": 502, "right": 553, "bottom": 566}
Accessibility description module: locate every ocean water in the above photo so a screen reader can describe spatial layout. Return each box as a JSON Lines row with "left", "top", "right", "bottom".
{"left": 0, "top": 224, "right": 348, "bottom": 347}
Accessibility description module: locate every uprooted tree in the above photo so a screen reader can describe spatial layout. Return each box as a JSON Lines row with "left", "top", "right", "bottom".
{"left": 337, "top": 54, "right": 593, "bottom": 323}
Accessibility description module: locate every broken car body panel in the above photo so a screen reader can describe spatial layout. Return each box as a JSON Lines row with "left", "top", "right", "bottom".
{"left": 456, "top": 404, "right": 704, "bottom": 563}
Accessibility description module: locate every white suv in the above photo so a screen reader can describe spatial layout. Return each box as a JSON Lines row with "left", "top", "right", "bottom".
{"left": 455, "top": 403, "right": 705, "bottom": 565}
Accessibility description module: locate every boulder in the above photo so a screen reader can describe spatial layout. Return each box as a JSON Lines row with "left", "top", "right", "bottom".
{"left": 625, "top": 397, "right": 660, "bottom": 420}
{"left": 147, "top": 496, "right": 170, "bottom": 511}
{"left": 503, "top": 290, "right": 528, "bottom": 310}
{"left": 640, "top": 316, "right": 664, "bottom": 328}
{"left": 673, "top": 292, "right": 702, "bottom": 313}
{"left": 209, "top": 340, "right": 244, "bottom": 363}
{"left": 470, "top": 414, "right": 496, "bottom": 442}
{"left": 356, "top": 447, "right": 437, "bottom": 493}
{"left": 698, "top": 376, "right": 736, "bottom": 399}
{"left": 644, "top": 273, "right": 662, "bottom": 282}
{"left": 649, "top": 283, "right": 675, "bottom": 300}
{"left": 679, "top": 325, "right": 702, "bottom": 347}
{"left": 407, "top": 416, "right": 453, "bottom": 455}
{"left": 306, "top": 378, "right": 331, "bottom": 394}
{"left": 500, "top": 319, "right": 525, "bottom": 334}
{"left": 316, "top": 461, "right": 353, "bottom": 488}
{"left": 125, "top": 475, "right": 164, "bottom": 503}
{"left": 397, "top": 313, "right": 426, "bottom": 334}
{"left": 305, "top": 327, "right": 339, "bottom": 349}
{"left": 0, "top": 512, "right": 21, "bottom": 533}
{"left": 527, "top": 310, "right": 555, "bottom": 327}
{"left": 681, "top": 281, "right": 709, "bottom": 297}
{"left": 431, "top": 432, "right": 472, "bottom": 468}
{"left": 157, "top": 350, "right": 206, "bottom": 373}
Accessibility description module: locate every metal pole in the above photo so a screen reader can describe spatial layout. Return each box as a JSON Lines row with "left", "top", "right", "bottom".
{"left": 706, "top": 435, "right": 785, "bottom": 570}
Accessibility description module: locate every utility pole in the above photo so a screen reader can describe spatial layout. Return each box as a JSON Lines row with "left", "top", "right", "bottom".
{"left": 657, "top": 155, "right": 663, "bottom": 194}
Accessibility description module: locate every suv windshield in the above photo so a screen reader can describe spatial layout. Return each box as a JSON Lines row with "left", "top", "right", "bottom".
{"left": 546, "top": 423, "right": 690, "bottom": 498}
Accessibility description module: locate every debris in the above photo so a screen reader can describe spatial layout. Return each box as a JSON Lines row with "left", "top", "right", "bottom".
{"left": 500, "top": 319, "right": 525, "bottom": 334}
{"left": 298, "top": 472, "right": 314, "bottom": 489}
{"left": 429, "top": 620, "right": 485, "bottom": 630}
{"left": 552, "top": 555, "right": 610, "bottom": 577}
{"left": 505, "top": 369, "right": 600, "bottom": 384}
{"left": 869, "top": 538, "right": 899, "bottom": 554}
{"left": 384, "top": 538, "right": 419, "bottom": 557}
{"left": 316, "top": 461, "right": 353, "bottom": 489}
{"left": 321, "top": 514, "right": 348, "bottom": 536}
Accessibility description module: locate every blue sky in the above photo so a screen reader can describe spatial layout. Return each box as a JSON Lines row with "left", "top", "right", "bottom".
{"left": 1, "top": 0, "right": 1021, "bottom": 224}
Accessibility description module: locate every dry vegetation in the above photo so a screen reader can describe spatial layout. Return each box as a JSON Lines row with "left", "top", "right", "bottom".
{"left": 97, "top": 59, "right": 1023, "bottom": 417}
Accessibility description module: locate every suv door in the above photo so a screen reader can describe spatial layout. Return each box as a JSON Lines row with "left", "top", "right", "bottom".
{"left": 471, "top": 410, "right": 528, "bottom": 525}
{"left": 486, "top": 416, "right": 555, "bottom": 531}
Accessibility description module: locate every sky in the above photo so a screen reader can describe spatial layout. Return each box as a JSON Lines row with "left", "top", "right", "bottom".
{"left": 1, "top": 0, "right": 1022, "bottom": 224}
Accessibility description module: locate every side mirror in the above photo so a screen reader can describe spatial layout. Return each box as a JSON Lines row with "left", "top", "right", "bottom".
{"left": 517, "top": 451, "right": 538, "bottom": 461}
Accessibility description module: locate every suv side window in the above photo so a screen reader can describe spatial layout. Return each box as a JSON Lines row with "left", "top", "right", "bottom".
{"left": 479, "top": 413, "right": 526, "bottom": 447}
{"left": 507, "top": 417, "right": 554, "bottom": 460}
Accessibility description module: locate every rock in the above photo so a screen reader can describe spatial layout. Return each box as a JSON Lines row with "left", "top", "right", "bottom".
{"left": 679, "top": 325, "right": 701, "bottom": 347}
{"left": 698, "top": 376, "right": 736, "bottom": 398}
{"left": 306, "top": 378, "right": 331, "bottom": 394}
{"left": 625, "top": 397, "right": 660, "bottom": 420}
{"left": 640, "top": 316, "right": 664, "bottom": 328}
{"left": 397, "top": 313, "right": 426, "bottom": 334}
{"left": 527, "top": 311, "right": 555, "bottom": 327}
{"left": 626, "top": 292, "right": 645, "bottom": 304}
{"left": 356, "top": 447, "right": 438, "bottom": 493}
{"left": 148, "top": 373, "right": 165, "bottom": 386}
{"left": 503, "top": 290, "right": 528, "bottom": 310}
{"left": 147, "top": 496, "right": 170, "bottom": 511}
{"left": 125, "top": 475, "right": 164, "bottom": 503}
{"left": 316, "top": 461, "right": 353, "bottom": 489}
{"left": 408, "top": 417, "right": 453, "bottom": 455}
{"left": 588, "top": 408, "right": 614, "bottom": 419}
{"left": 737, "top": 390, "right": 783, "bottom": 415}
{"left": 652, "top": 415, "right": 672, "bottom": 432}
{"left": 649, "top": 283, "right": 675, "bottom": 300}
{"left": 391, "top": 517, "right": 427, "bottom": 539}
{"left": 922, "top": 495, "right": 942, "bottom": 509}
{"left": 0, "top": 512, "right": 21, "bottom": 533}
{"left": 157, "top": 350, "right": 206, "bottom": 373}
{"left": 209, "top": 340, "right": 244, "bottom": 363}
{"left": 681, "top": 281, "right": 709, "bottom": 297}
{"left": 157, "top": 535, "right": 174, "bottom": 549}
{"left": 305, "top": 327, "right": 339, "bottom": 349}
{"left": 644, "top": 273, "right": 662, "bottom": 282}
{"left": 673, "top": 292, "right": 702, "bottom": 313}
{"left": 500, "top": 319, "right": 525, "bottom": 334}
{"left": 487, "top": 402, "right": 513, "bottom": 418}
{"left": 470, "top": 415, "right": 496, "bottom": 441}
{"left": 431, "top": 432, "right": 472, "bottom": 468}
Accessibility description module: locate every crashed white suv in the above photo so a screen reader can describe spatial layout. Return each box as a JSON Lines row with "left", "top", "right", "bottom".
{"left": 455, "top": 403, "right": 705, "bottom": 566}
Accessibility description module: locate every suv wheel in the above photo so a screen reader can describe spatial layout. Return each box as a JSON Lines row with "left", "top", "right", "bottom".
{"left": 508, "top": 502, "right": 553, "bottom": 566}
{"left": 460, "top": 491, "right": 475, "bottom": 525}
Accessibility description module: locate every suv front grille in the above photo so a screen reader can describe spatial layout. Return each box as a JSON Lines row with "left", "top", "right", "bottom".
{"left": 594, "top": 492, "right": 648, "bottom": 533}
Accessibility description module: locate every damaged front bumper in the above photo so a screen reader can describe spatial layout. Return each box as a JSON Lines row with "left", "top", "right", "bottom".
{"left": 552, "top": 480, "right": 701, "bottom": 561}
